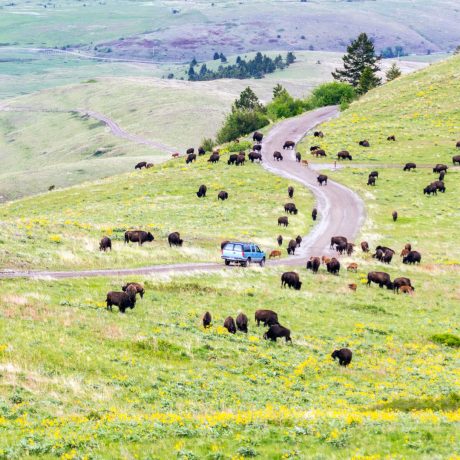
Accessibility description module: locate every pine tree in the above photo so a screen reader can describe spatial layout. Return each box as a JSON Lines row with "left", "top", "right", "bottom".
{"left": 233, "top": 87, "right": 265, "bottom": 112}
{"left": 272, "top": 84, "right": 285, "bottom": 99}
{"left": 213, "top": 52, "right": 220, "bottom": 60}
{"left": 190, "top": 57, "right": 197, "bottom": 67}
{"left": 357, "top": 66, "right": 381, "bottom": 94}
{"left": 286, "top": 51, "right": 296, "bottom": 65}
{"left": 385, "top": 63, "right": 402, "bottom": 82}
{"left": 332, "top": 33, "right": 380, "bottom": 87}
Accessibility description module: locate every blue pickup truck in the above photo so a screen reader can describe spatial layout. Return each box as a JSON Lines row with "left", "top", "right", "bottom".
{"left": 221, "top": 242, "right": 266, "bottom": 267}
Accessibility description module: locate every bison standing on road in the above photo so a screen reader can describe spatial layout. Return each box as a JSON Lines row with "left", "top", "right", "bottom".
{"left": 281, "top": 272, "right": 302, "bottom": 290}
{"left": 168, "top": 232, "right": 183, "bottom": 247}
{"left": 331, "top": 348, "right": 352, "bottom": 366}
{"left": 273, "top": 151, "right": 283, "bottom": 161}
{"left": 295, "top": 152, "right": 301, "bottom": 162}
{"left": 283, "top": 140, "right": 295, "bottom": 149}
{"left": 264, "top": 324, "right": 292, "bottom": 343}
{"left": 255, "top": 309, "right": 278, "bottom": 327}
{"left": 312, "top": 208, "right": 317, "bottom": 221}
{"left": 287, "top": 239, "right": 297, "bottom": 255}
{"left": 433, "top": 164, "right": 448, "bottom": 173}
{"left": 253, "top": 131, "right": 263, "bottom": 143}
{"left": 124, "top": 230, "right": 154, "bottom": 245}
{"left": 330, "top": 236, "right": 347, "bottom": 249}
{"left": 99, "top": 236, "right": 112, "bottom": 252}
{"left": 317, "top": 174, "right": 328, "bottom": 186}
{"left": 197, "top": 184, "right": 207, "bottom": 198}
{"left": 253, "top": 144, "right": 262, "bottom": 152}
{"left": 296, "top": 235, "right": 302, "bottom": 247}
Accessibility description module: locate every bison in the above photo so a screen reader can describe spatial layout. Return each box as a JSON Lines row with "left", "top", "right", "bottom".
{"left": 361, "top": 241, "right": 369, "bottom": 252}
{"left": 288, "top": 186, "right": 294, "bottom": 198}
{"left": 281, "top": 271, "right": 302, "bottom": 290}
{"left": 124, "top": 230, "right": 154, "bottom": 245}
{"left": 392, "top": 277, "right": 413, "bottom": 293}
{"left": 227, "top": 154, "right": 238, "bottom": 165}
{"left": 431, "top": 180, "right": 446, "bottom": 193}
{"left": 198, "top": 147, "right": 205, "bottom": 155}
{"left": 346, "top": 243, "right": 355, "bottom": 256}
{"left": 453, "top": 155, "right": 460, "bottom": 165}
{"left": 306, "top": 256, "right": 321, "bottom": 273}
{"left": 253, "top": 131, "right": 263, "bottom": 143}
{"left": 145, "top": 163, "right": 154, "bottom": 169}
{"left": 404, "top": 162, "right": 416, "bottom": 171}
{"left": 236, "top": 313, "right": 248, "bottom": 333}
{"left": 253, "top": 144, "right": 262, "bottom": 152}
{"left": 367, "top": 271, "right": 392, "bottom": 289}
{"left": 367, "top": 176, "right": 376, "bottom": 186}
{"left": 223, "top": 316, "right": 236, "bottom": 334}
{"left": 439, "top": 171, "right": 445, "bottom": 181}
{"left": 135, "top": 161, "right": 147, "bottom": 170}
{"left": 202, "top": 311, "right": 212, "bottom": 328}
{"left": 264, "top": 324, "right": 291, "bottom": 343}
{"left": 348, "top": 283, "right": 357, "bottom": 292}
{"left": 312, "top": 208, "right": 317, "bottom": 221}
{"left": 433, "top": 164, "right": 448, "bottom": 173}
{"left": 277, "top": 235, "right": 283, "bottom": 246}
{"left": 99, "top": 236, "right": 112, "bottom": 252}
{"left": 235, "top": 154, "right": 246, "bottom": 166}
{"left": 284, "top": 203, "right": 298, "bottom": 215}
{"left": 186, "top": 153, "right": 196, "bottom": 164}
{"left": 314, "top": 131, "right": 324, "bottom": 138}
{"left": 337, "top": 150, "right": 352, "bottom": 160}
{"left": 359, "top": 140, "right": 370, "bottom": 147}
{"left": 387, "top": 135, "right": 396, "bottom": 141}
{"left": 278, "top": 216, "right": 289, "bottom": 227}
{"left": 186, "top": 147, "right": 194, "bottom": 155}
{"left": 255, "top": 309, "right": 279, "bottom": 327}
{"left": 248, "top": 151, "right": 262, "bottom": 162}
{"left": 295, "top": 152, "right": 301, "bottom": 162}
{"left": 392, "top": 211, "right": 398, "bottom": 222}
{"left": 331, "top": 348, "right": 352, "bottom": 366}
{"left": 312, "top": 149, "right": 327, "bottom": 157}
{"left": 424, "top": 184, "right": 437, "bottom": 196}
{"left": 330, "top": 236, "right": 347, "bottom": 249}
{"left": 403, "top": 250, "right": 421, "bottom": 264}
{"left": 369, "top": 171, "right": 379, "bottom": 179}
{"left": 310, "top": 145, "right": 320, "bottom": 151}
{"left": 197, "top": 184, "right": 207, "bottom": 198}
{"left": 382, "top": 249, "right": 394, "bottom": 264}
{"left": 296, "top": 235, "right": 302, "bottom": 247}
{"left": 347, "top": 263, "right": 358, "bottom": 272}
{"left": 208, "top": 153, "right": 220, "bottom": 163}
{"left": 106, "top": 285, "right": 137, "bottom": 313}
{"left": 269, "top": 250, "right": 281, "bottom": 259}
{"left": 399, "top": 285, "right": 414, "bottom": 295}
{"left": 326, "top": 258, "right": 340, "bottom": 275}
{"left": 283, "top": 140, "right": 295, "bottom": 149}
{"left": 287, "top": 239, "right": 297, "bottom": 255}
{"left": 273, "top": 151, "right": 283, "bottom": 161}
{"left": 122, "top": 282, "right": 145, "bottom": 299}
{"left": 317, "top": 174, "right": 328, "bottom": 186}
{"left": 168, "top": 232, "right": 183, "bottom": 247}
{"left": 218, "top": 191, "right": 229, "bottom": 201}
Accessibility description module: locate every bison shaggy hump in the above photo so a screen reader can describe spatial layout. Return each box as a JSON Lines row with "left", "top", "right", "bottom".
{"left": 197, "top": 184, "right": 207, "bottom": 198}
{"left": 281, "top": 271, "right": 302, "bottom": 290}
{"left": 122, "top": 282, "right": 145, "bottom": 298}
{"left": 331, "top": 348, "right": 352, "bottom": 366}
{"left": 223, "top": 316, "right": 236, "bottom": 334}
{"left": 255, "top": 309, "right": 278, "bottom": 327}
{"left": 168, "top": 232, "right": 183, "bottom": 247}
{"left": 236, "top": 313, "right": 248, "bottom": 333}
{"left": 99, "top": 236, "right": 112, "bottom": 252}
{"left": 264, "top": 324, "right": 292, "bottom": 342}
{"left": 403, "top": 250, "right": 421, "bottom": 264}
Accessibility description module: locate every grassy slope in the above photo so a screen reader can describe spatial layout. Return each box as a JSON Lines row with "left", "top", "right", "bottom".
{"left": 0, "top": 151, "right": 313, "bottom": 270}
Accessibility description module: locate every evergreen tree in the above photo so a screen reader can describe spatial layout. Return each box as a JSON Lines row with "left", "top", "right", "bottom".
{"left": 357, "top": 66, "right": 381, "bottom": 94}
{"left": 188, "top": 64, "right": 196, "bottom": 80}
{"left": 272, "top": 83, "right": 285, "bottom": 99}
{"left": 286, "top": 51, "right": 296, "bottom": 64}
{"left": 233, "top": 87, "right": 265, "bottom": 112}
{"left": 385, "top": 63, "right": 402, "bottom": 81}
{"left": 190, "top": 57, "right": 197, "bottom": 67}
{"left": 199, "top": 64, "right": 208, "bottom": 78}
{"left": 219, "top": 52, "right": 227, "bottom": 63}
{"left": 213, "top": 52, "right": 220, "bottom": 60}
{"left": 332, "top": 33, "right": 380, "bottom": 87}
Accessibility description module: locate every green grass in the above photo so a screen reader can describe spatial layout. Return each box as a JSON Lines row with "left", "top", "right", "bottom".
{"left": 0, "top": 151, "right": 313, "bottom": 270}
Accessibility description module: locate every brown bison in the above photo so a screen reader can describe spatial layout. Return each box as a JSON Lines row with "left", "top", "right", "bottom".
{"left": 383, "top": 249, "right": 394, "bottom": 264}
{"left": 330, "top": 236, "right": 347, "bottom": 249}
{"left": 284, "top": 203, "right": 298, "bottom": 215}
{"left": 202, "top": 311, "right": 212, "bottom": 328}
{"left": 400, "top": 248, "right": 410, "bottom": 258}
{"left": 122, "top": 282, "right": 145, "bottom": 299}
{"left": 208, "top": 153, "right": 220, "bottom": 163}
{"left": 312, "top": 208, "right": 317, "bottom": 221}
{"left": 186, "top": 147, "right": 194, "bottom": 155}
{"left": 255, "top": 309, "right": 279, "bottom": 327}
{"left": 433, "top": 164, "right": 448, "bottom": 173}
{"left": 405, "top": 243, "right": 412, "bottom": 251}
{"left": 124, "top": 230, "right": 154, "bottom": 245}
{"left": 197, "top": 184, "right": 207, "bottom": 198}
{"left": 99, "top": 236, "right": 112, "bottom": 252}
{"left": 322, "top": 256, "right": 331, "bottom": 265}
{"left": 348, "top": 283, "right": 357, "bottom": 292}
{"left": 135, "top": 161, "right": 147, "bottom": 170}
{"left": 346, "top": 243, "right": 355, "bottom": 256}
{"left": 399, "top": 285, "right": 414, "bottom": 295}
{"left": 403, "top": 251, "right": 421, "bottom": 264}
{"left": 403, "top": 162, "right": 416, "bottom": 171}
{"left": 253, "top": 144, "right": 262, "bottom": 152}
{"left": 296, "top": 235, "right": 302, "bottom": 247}
{"left": 301, "top": 159, "right": 309, "bottom": 167}
{"left": 392, "top": 277, "right": 413, "bottom": 293}
{"left": 248, "top": 151, "right": 262, "bottom": 162}
{"left": 278, "top": 216, "right": 289, "bottom": 227}
{"left": 288, "top": 186, "right": 294, "bottom": 198}
{"left": 269, "top": 250, "right": 282, "bottom": 259}
{"left": 236, "top": 313, "right": 248, "bottom": 333}
{"left": 424, "top": 184, "right": 437, "bottom": 195}
{"left": 287, "top": 239, "right": 297, "bottom": 255}
{"left": 264, "top": 324, "right": 291, "bottom": 342}
{"left": 295, "top": 152, "right": 301, "bottom": 162}
{"left": 235, "top": 154, "right": 245, "bottom": 166}
{"left": 312, "top": 149, "right": 327, "bottom": 157}
{"left": 106, "top": 285, "right": 137, "bottom": 313}
{"left": 306, "top": 256, "right": 321, "bottom": 273}
{"left": 337, "top": 150, "right": 352, "bottom": 160}
{"left": 218, "top": 191, "right": 229, "bottom": 201}
{"left": 281, "top": 271, "right": 302, "bottom": 290}
{"left": 331, "top": 348, "right": 352, "bottom": 366}
{"left": 273, "top": 151, "right": 283, "bottom": 161}
{"left": 186, "top": 153, "right": 196, "bottom": 164}
{"left": 198, "top": 147, "right": 205, "bottom": 155}
{"left": 277, "top": 235, "right": 283, "bottom": 246}
{"left": 227, "top": 154, "right": 238, "bottom": 165}
{"left": 361, "top": 241, "right": 369, "bottom": 252}
{"left": 431, "top": 180, "right": 446, "bottom": 193}
{"left": 310, "top": 145, "right": 320, "bottom": 151}
{"left": 453, "top": 155, "right": 460, "bottom": 165}
{"left": 359, "top": 140, "right": 370, "bottom": 147}
{"left": 223, "top": 316, "right": 236, "bottom": 334}
{"left": 168, "top": 232, "right": 183, "bottom": 247}
{"left": 387, "top": 135, "right": 396, "bottom": 141}
{"left": 367, "top": 271, "right": 392, "bottom": 289}
{"left": 283, "top": 140, "right": 295, "bottom": 149}
{"left": 392, "top": 211, "right": 398, "bottom": 222}
{"left": 317, "top": 174, "right": 328, "bottom": 186}
{"left": 172, "top": 153, "right": 180, "bottom": 158}
{"left": 326, "top": 258, "right": 340, "bottom": 275}
{"left": 367, "top": 176, "right": 376, "bottom": 186}
{"left": 253, "top": 131, "right": 263, "bottom": 143}
{"left": 314, "top": 131, "right": 324, "bottom": 138}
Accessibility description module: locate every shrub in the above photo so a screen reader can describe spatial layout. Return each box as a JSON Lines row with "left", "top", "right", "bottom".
{"left": 431, "top": 333, "right": 460, "bottom": 348}
{"left": 309, "top": 82, "right": 357, "bottom": 107}
{"left": 200, "top": 137, "right": 215, "bottom": 153}
{"left": 216, "top": 110, "right": 269, "bottom": 144}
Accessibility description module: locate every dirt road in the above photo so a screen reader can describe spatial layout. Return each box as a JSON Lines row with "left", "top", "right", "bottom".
{"left": 0, "top": 106, "right": 365, "bottom": 279}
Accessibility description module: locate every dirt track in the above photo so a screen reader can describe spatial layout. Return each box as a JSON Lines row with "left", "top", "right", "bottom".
{"left": 0, "top": 106, "right": 365, "bottom": 279}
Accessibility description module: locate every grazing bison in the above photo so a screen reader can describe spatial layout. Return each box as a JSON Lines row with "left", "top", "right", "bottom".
{"left": 439, "top": 171, "right": 445, "bottom": 181}
{"left": 248, "top": 151, "right": 262, "bottom": 162}
{"left": 236, "top": 313, "right": 248, "bottom": 333}
{"left": 264, "top": 324, "right": 292, "bottom": 343}
{"left": 186, "top": 147, "right": 194, "bottom": 155}
{"left": 337, "top": 150, "right": 352, "bottom": 160}
{"left": 367, "top": 176, "right": 376, "bottom": 186}
{"left": 431, "top": 180, "right": 446, "bottom": 193}
{"left": 172, "top": 153, "right": 180, "bottom": 158}
{"left": 223, "top": 316, "right": 236, "bottom": 334}
{"left": 369, "top": 171, "right": 379, "bottom": 179}
{"left": 269, "top": 250, "right": 282, "bottom": 259}
{"left": 235, "top": 154, "right": 246, "bottom": 166}
{"left": 202, "top": 311, "right": 212, "bottom": 328}
{"left": 253, "top": 144, "right": 262, "bottom": 152}
{"left": 145, "top": 163, "right": 154, "bottom": 169}
{"left": 284, "top": 203, "right": 298, "bottom": 215}
{"left": 347, "top": 263, "right": 358, "bottom": 272}
{"left": 330, "top": 236, "right": 347, "bottom": 249}
{"left": 135, "top": 161, "right": 147, "bottom": 170}
{"left": 387, "top": 135, "right": 396, "bottom": 141}
{"left": 314, "top": 131, "right": 324, "bottom": 138}
{"left": 124, "top": 230, "right": 154, "bottom": 245}
{"left": 296, "top": 235, "right": 302, "bottom": 247}
{"left": 295, "top": 152, "right": 301, "bottom": 162}
{"left": 392, "top": 211, "right": 398, "bottom": 222}
{"left": 403, "top": 250, "right": 421, "bottom": 265}
{"left": 106, "top": 285, "right": 137, "bottom": 313}
{"left": 310, "top": 145, "right": 320, "bottom": 152}
{"left": 424, "top": 184, "right": 437, "bottom": 195}
{"left": 283, "top": 140, "right": 295, "bottom": 150}
{"left": 273, "top": 151, "right": 283, "bottom": 161}
{"left": 367, "top": 271, "right": 392, "bottom": 289}
{"left": 287, "top": 239, "right": 297, "bottom": 255}
{"left": 348, "top": 283, "right": 357, "bottom": 292}
{"left": 326, "top": 258, "right": 340, "bottom": 275}
{"left": 361, "top": 241, "right": 369, "bottom": 253}
{"left": 453, "top": 155, "right": 460, "bottom": 165}
{"left": 331, "top": 348, "right": 352, "bottom": 366}
{"left": 312, "top": 208, "right": 317, "bottom": 221}
{"left": 382, "top": 249, "right": 394, "bottom": 264}
{"left": 48, "top": 185, "right": 55, "bottom": 191}
{"left": 122, "top": 282, "right": 144, "bottom": 299}
{"left": 404, "top": 162, "right": 416, "bottom": 171}
{"left": 433, "top": 164, "right": 448, "bottom": 173}
{"left": 288, "top": 186, "right": 294, "bottom": 198}
{"left": 218, "top": 191, "right": 229, "bottom": 201}
{"left": 186, "top": 153, "right": 196, "bottom": 164}
{"left": 278, "top": 216, "right": 289, "bottom": 227}
{"left": 399, "top": 285, "right": 414, "bottom": 295}
{"left": 227, "top": 154, "right": 238, "bottom": 165}
{"left": 359, "top": 140, "right": 370, "bottom": 147}
{"left": 346, "top": 243, "right": 355, "bottom": 256}
{"left": 312, "top": 149, "right": 327, "bottom": 157}
{"left": 335, "top": 242, "right": 347, "bottom": 254}
{"left": 277, "top": 235, "right": 283, "bottom": 246}
{"left": 317, "top": 174, "right": 328, "bottom": 186}
{"left": 253, "top": 131, "right": 263, "bottom": 143}
{"left": 197, "top": 184, "right": 207, "bottom": 198}
{"left": 198, "top": 147, "right": 205, "bottom": 155}
{"left": 306, "top": 256, "right": 321, "bottom": 273}
{"left": 281, "top": 271, "right": 302, "bottom": 290}
{"left": 255, "top": 309, "right": 279, "bottom": 327}
{"left": 99, "top": 236, "right": 112, "bottom": 252}
{"left": 168, "top": 232, "right": 183, "bottom": 247}
{"left": 392, "top": 277, "right": 413, "bottom": 293}
{"left": 208, "top": 153, "right": 220, "bottom": 163}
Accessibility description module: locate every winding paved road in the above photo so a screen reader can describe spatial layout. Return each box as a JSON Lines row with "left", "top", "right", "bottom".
{"left": 0, "top": 106, "right": 365, "bottom": 279}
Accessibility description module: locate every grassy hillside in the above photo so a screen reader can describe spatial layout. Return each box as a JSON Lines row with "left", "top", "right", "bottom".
{"left": 0, "top": 152, "right": 313, "bottom": 270}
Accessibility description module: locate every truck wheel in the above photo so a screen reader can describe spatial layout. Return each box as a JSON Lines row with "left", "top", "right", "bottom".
{"left": 259, "top": 258, "right": 265, "bottom": 267}
{"left": 247, "top": 258, "right": 252, "bottom": 266}
{"left": 225, "top": 260, "right": 230, "bottom": 266}
{"left": 241, "top": 260, "right": 248, "bottom": 267}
